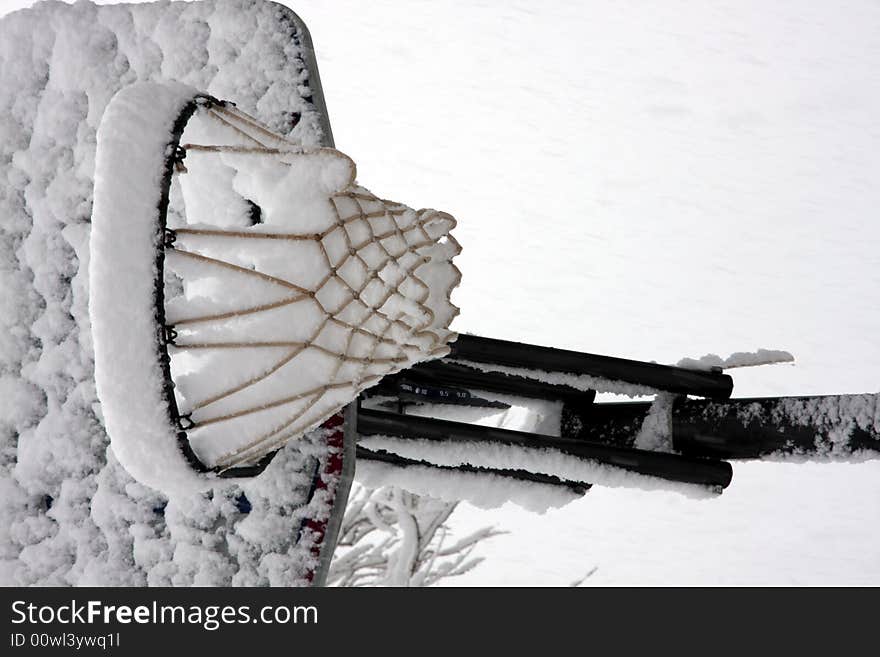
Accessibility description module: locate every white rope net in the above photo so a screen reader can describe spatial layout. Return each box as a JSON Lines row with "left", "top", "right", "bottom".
{"left": 164, "top": 102, "right": 461, "bottom": 471}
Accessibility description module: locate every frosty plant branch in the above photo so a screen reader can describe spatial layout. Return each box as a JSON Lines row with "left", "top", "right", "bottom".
{"left": 328, "top": 484, "right": 503, "bottom": 587}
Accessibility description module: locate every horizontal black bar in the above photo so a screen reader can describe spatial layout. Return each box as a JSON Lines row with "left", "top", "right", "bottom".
{"left": 356, "top": 446, "right": 591, "bottom": 496}
{"left": 448, "top": 334, "right": 734, "bottom": 400}
{"left": 673, "top": 394, "right": 880, "bottom": 459}
{"left": 561, "top": 394, "right": 880, "bottom": 460}
{"left": 357, "top": 408, "right": 732, "bottom": 489}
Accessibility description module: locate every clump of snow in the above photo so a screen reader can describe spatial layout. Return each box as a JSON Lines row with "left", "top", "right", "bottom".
{"left": 632, "top": 392, "right": 675, "bottom": 452}
{"left": 768, "top": 393, "right": 878, "bottom": 458}
{"left": 678, "top": 349, "right": 795, "bottom": 371}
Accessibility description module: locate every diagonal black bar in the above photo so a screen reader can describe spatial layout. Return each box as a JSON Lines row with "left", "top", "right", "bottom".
{"left": 446, "top": 334, "right": 734, "bottom": 400}
{"left": 357, "top": 407, "right": 733, "bottom": 488}
{"left": 382, "top": 360, "right": 597, "bottom": 404}
{"left": 356, "top": 446, "right": 591, "bottom": 496}
{"left": 368, "top": 381, "right": 512, "bottom": 410}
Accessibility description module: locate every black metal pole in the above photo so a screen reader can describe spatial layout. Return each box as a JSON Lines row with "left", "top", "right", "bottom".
{"left": 357, "top": 408, "right": 733, "bottom": 489}
{"left": 447, "top": 334, "right": 734, "bottom": 400}
{"left": 672, "top": 394, "right": 880, "bottom": 459}
{"left": 559, "top": 394, "right": 880, "bottom": 460}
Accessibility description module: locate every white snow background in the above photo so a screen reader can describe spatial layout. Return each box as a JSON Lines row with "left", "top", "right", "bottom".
{"left": 3, "top": 0, "right": 879, "bottom": 585}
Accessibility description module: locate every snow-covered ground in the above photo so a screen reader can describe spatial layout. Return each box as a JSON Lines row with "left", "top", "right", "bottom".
{"left": 3, "top": 0, "right": 878, "bottom": 585}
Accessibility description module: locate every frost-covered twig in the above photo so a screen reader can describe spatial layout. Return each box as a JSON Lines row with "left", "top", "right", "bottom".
{"left": 327, "top": 483, "right": 503, "bottom": 587}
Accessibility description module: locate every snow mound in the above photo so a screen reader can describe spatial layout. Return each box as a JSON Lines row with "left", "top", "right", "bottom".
{"left": 678, "top": 349, "right": 795, "bottom": 371}
{"left": 90, "top": 81, "right": 217, "bottom": 494}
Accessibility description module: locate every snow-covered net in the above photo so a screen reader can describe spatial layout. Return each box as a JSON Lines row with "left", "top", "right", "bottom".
{"left": 164, "top": 100, "right": 461, "bottom": 471}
